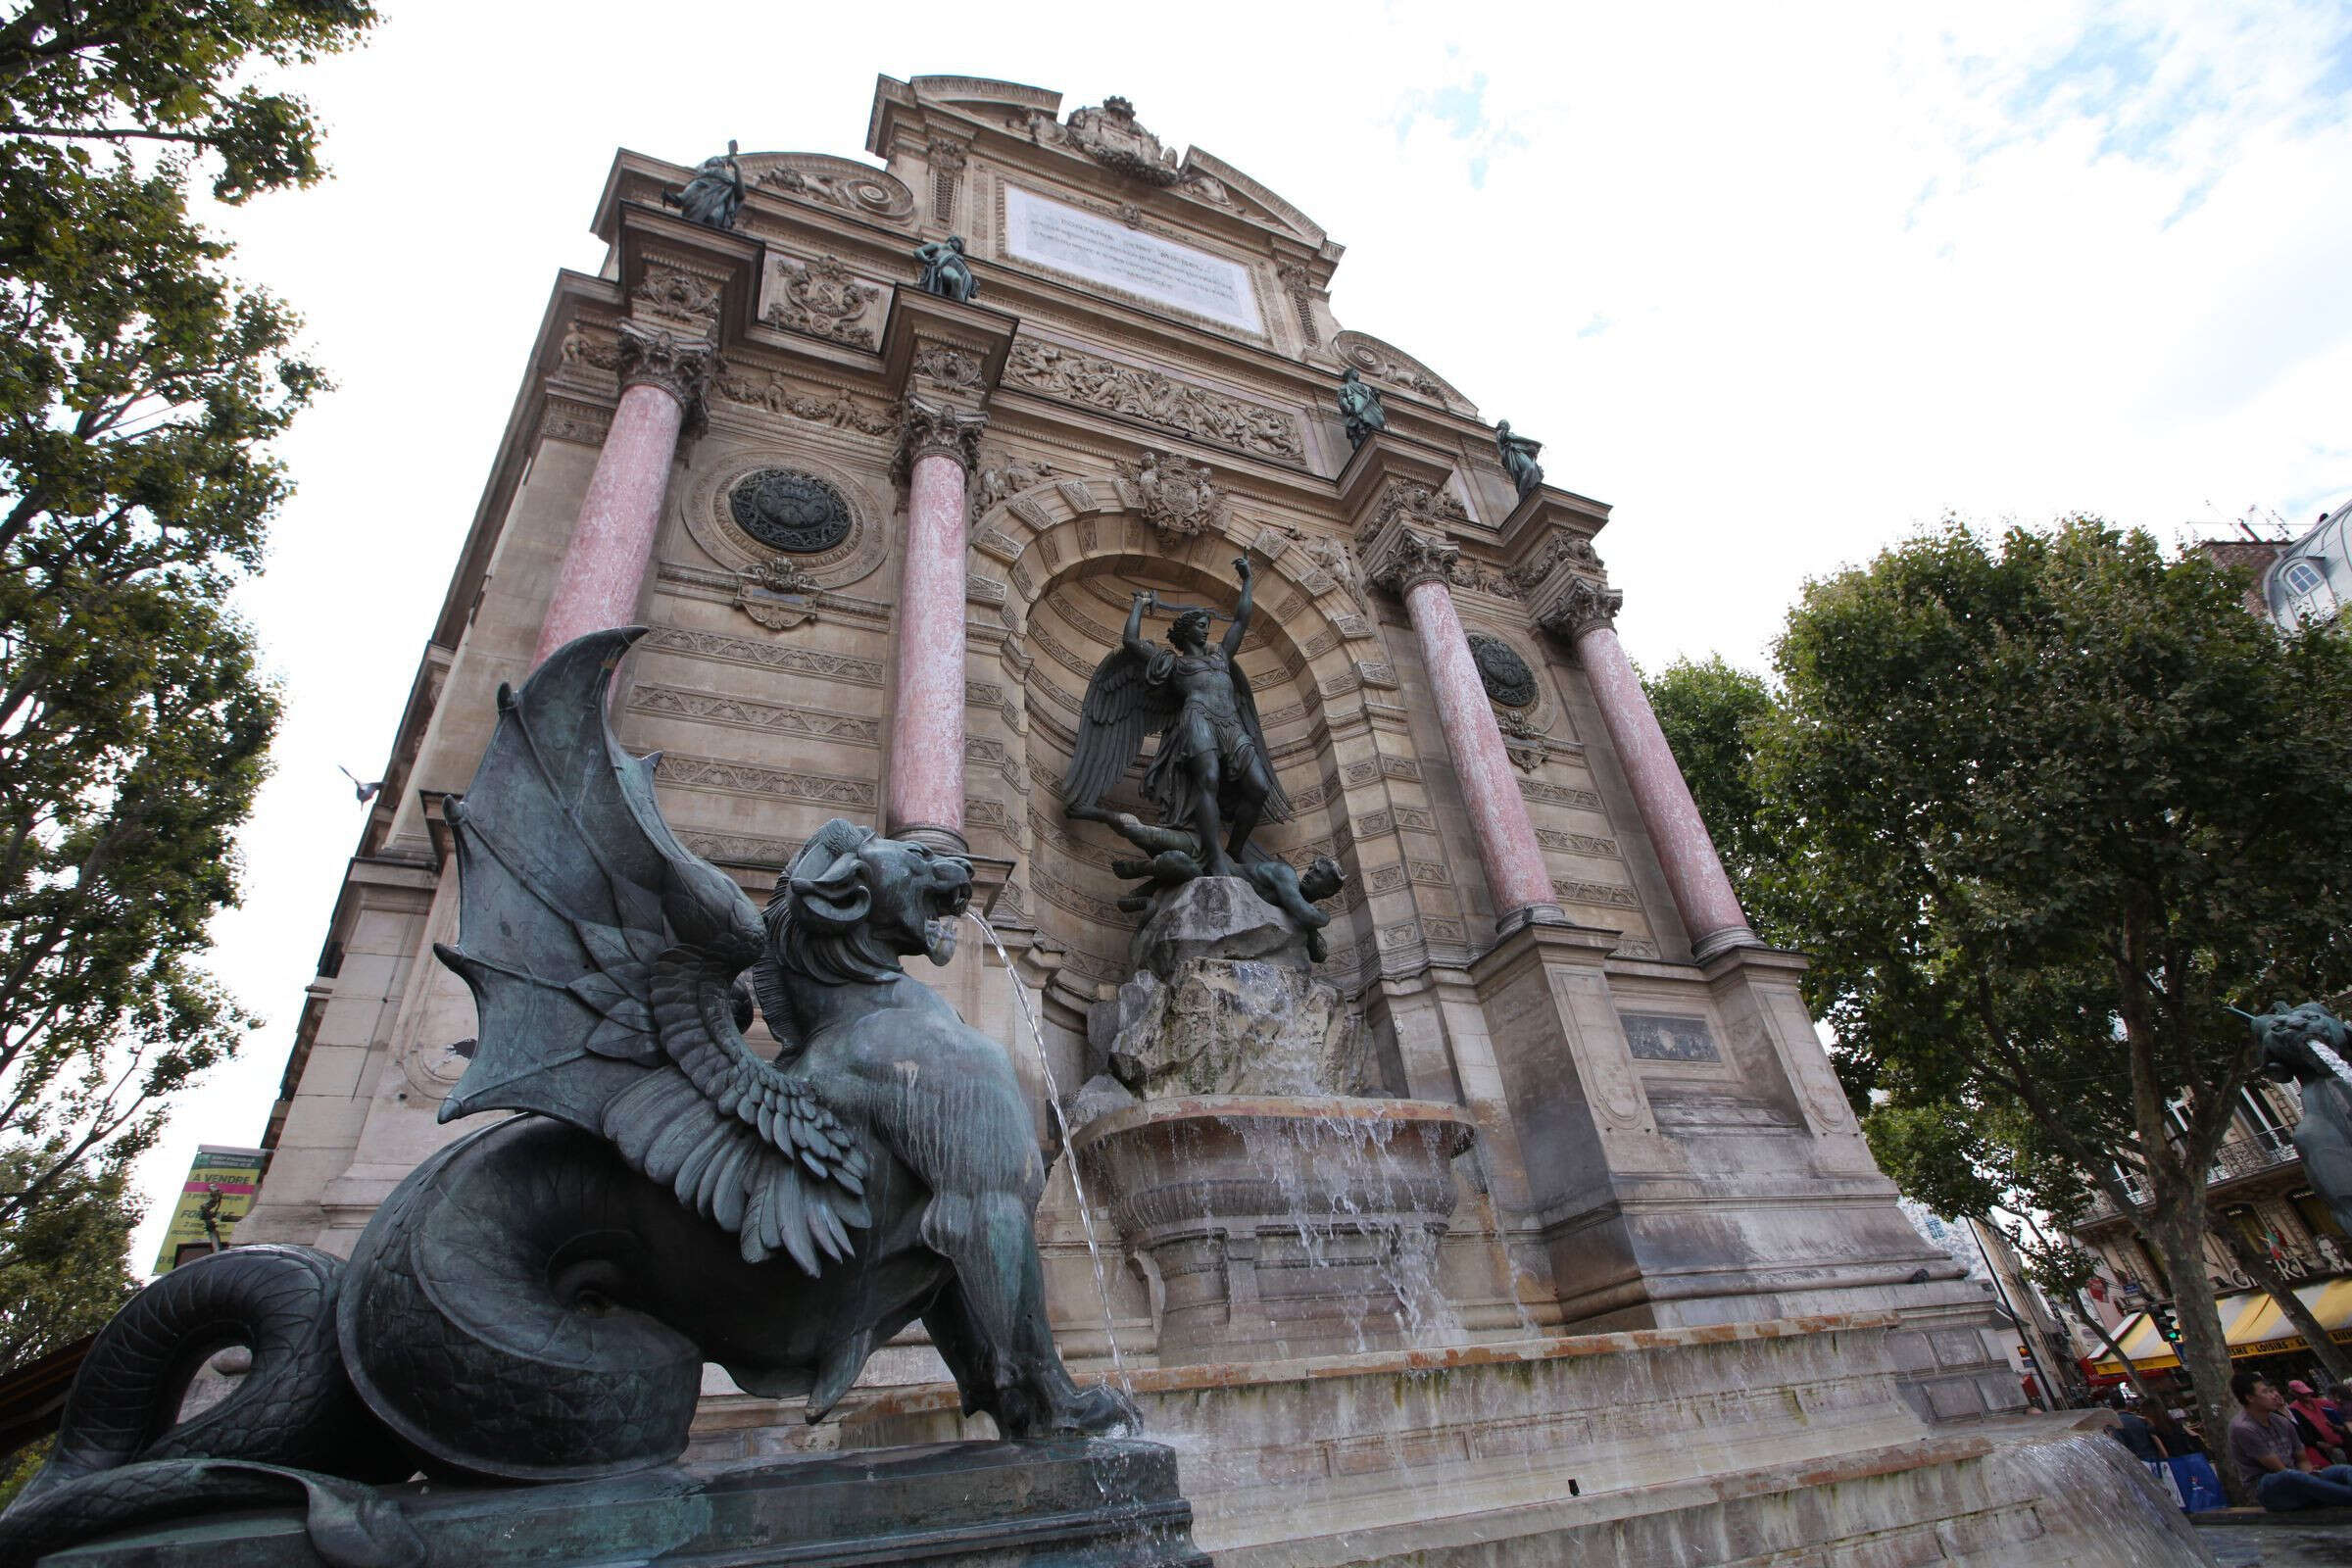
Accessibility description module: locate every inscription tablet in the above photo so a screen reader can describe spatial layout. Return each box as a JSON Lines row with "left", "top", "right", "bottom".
{"left": 1621, "top": 1012, "right": 1722, "bottom": 1063}
{"left": 1004, "top": 186, "right": 1262, "bottom": 333}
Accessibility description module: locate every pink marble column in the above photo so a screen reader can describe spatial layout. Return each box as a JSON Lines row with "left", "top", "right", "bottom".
{"left": 1381, "top": 532, "right": 1565, "bottom": 930}
{"left": 532, "top": 323, "right": 712, "bottom": 668}
{"left": 1548, "top": 579, "right": 1758, "bottom": 960}
{"left": 887, "top": 399, "right": 987, "bottom": 854}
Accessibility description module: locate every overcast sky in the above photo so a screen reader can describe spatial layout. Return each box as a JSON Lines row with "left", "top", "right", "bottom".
{"left": 125, "top": 0, "right": 2352, "bottom": 1265}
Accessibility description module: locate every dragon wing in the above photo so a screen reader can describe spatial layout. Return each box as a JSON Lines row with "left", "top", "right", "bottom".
{"left": 1059, "top": 641, "right": 1172, "bottom": 815}
{"left": 432, "top": 627, "right": 869, "bottom": 1272}
{"left": 1231, "top": 663, "right": 1295, "bottom": 822}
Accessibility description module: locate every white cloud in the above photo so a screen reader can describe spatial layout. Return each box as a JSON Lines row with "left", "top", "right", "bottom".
{"left": 123, "top": 0, "right": 2352, "bottom": 1267}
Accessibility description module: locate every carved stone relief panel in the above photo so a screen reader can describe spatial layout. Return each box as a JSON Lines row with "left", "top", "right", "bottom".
{"left": 681, "top": 445, "right": 886, "bottom": 590}
{"left": 761, "top": 254, "right": 881, "bottom": 349}
{"left": 740, "top": 153, "right": 918, "bottom": 227}
{"left": 1001, "top": 337, "right": 1303, "bottom": 464}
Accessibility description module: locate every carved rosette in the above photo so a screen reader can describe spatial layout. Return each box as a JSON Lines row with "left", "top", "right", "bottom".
{"left": 1366, "top": 528, "right": 1461, "bottom": 598}
{"left": 899, "top": 395, "right": 987, "bottom": 478}
{"left": 1537, "top": 576, "right": 1625, "bottom": 642}
{"left": 615, "top": 320, "right": 715, "bottom": 420}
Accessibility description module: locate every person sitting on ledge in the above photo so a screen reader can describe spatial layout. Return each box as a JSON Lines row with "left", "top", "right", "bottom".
{"left": 2230, "top": 1370, "right": 2352, "bottom": 1509}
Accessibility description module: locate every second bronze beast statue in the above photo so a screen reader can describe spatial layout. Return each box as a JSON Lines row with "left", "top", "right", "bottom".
{"left": 0, "top": 627, "right": 1131, "bottom": 1567}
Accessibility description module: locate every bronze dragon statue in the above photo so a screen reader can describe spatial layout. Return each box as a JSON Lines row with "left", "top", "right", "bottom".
{"left": 0, "top": 628, "right": 1132, "bottom": 1566}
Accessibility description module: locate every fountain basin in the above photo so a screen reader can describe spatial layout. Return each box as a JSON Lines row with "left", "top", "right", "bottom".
{"left": 1071, "top": 1095, "right": 1476, "bottom": 1364}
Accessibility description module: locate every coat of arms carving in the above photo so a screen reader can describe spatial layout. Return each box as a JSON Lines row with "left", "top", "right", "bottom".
{"left": 736, "top": 556, "right": 820, "bottom": 630}
{"left": 1119, "top": 447, "right": 1220, "bottom": 539}
{"left": 763, "top": 256, "right": 878, "bottom": 349}
{"left": 1065, "top": 97, "right": 1184, "bottom": 186}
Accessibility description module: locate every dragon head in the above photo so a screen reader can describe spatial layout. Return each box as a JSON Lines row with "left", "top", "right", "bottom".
{"left": 763, "top": 820, "right": 973, "bottom": 987}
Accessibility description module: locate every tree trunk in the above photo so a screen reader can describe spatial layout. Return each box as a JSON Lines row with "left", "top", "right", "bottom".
{"left": 2219, "top": 1223, "right": 2352, "bottom": 1386}
{"left": 2145, "top": 1202, "right": 2252, "bottom": 1503}
{"left": 2077, "top": 1300, "right": 2159, "bottom": 1406}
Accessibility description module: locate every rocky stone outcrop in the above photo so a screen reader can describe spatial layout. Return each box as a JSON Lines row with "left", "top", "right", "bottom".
{"left": 1088, "top": 877, "right": 1371, "bottom": 1100}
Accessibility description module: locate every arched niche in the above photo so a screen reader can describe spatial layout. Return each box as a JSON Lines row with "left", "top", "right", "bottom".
{"left": 968, "top": 480, "right": 1392, "bottom": 1002}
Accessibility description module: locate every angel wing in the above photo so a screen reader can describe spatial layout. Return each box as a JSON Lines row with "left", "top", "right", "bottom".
{"left": 432, "top": 627, "right": 870, "bottom": 1273}
{"left": 1230, "top": 664, "right": 1295, "bottom": 822}
{"left": 1060, "top": 641, "right": 1177, "bottom": 816}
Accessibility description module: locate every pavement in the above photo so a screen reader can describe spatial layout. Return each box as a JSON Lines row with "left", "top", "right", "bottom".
{"left": 2195, "top": 1507, "right": 2352, "bottom": 1566}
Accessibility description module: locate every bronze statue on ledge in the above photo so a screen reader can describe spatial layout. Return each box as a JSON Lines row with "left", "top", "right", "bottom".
{"left": 1062, "top": 558, "right": 1292, "bottom": 877}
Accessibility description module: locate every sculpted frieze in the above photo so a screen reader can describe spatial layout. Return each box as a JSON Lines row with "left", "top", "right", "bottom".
{"left": 762, "top": 255, "right": 880, "bottom": 349}
{"left": 676, "top": 830, "right": 804, "bottom": 869}
{"left": 1536, "top": 827, "right": 1621, "bottom": 858}
{"left": 1332, "top": 330, "right": 1469, "bottom": 413}
{"left": 640, "top": 624, "right": 885, "bottom": 687}
{"left": 1553, "top": 877, "right": 1640, "bottom": 909}
{"left": 633, "top": 265, "right": 722, "bottom": 326}
{"left": 973, "top": 450, "right": 1059, "bottom": 516}
{"left": 1510, "top": 530, "right": 1603, "bottom": 594}
{"left": 748, "top": 154, "right": 917, "bottom": 225}
{"left": 631, "top": 684, "right": 880, "bottom": 747}
{"left": 1518, "top": 777, "right": 1603, "bottom": 810}
{"left": 712, "top": 368, "right": 897, "bottom": 437}
{"left": 653, "top": 753, "right": 876, "bottom": 807}
{"left": 1002, "top": 338, "right": 1304, "bottom": 463}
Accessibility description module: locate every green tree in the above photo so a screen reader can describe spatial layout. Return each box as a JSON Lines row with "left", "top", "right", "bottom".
{"left": 0, "top": 1, "right": 375, "bottom": 1379}
{"left": 1642, "top": 655, "right": 1790, "bottom": 945}
{"left": 1751, "top": 516, "right": 2352, "bottom": 1498}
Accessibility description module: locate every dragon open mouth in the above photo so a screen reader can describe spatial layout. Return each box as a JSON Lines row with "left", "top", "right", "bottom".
{"left": 923, "top": 868, "right": 973, "bottom": 966}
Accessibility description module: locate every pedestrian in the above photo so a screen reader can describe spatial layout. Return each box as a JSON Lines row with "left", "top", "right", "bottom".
{"left": 2229, "top": 1371, "right": 2352, "bottom": 1509}
{"left": 2106, "top": 1391, "right": 2168, "bottom": 1461}
{"left": 2144, "top": 1404, "right": 2204, "bottom": 1457}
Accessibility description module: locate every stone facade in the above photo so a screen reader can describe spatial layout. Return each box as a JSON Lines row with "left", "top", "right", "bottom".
{"left": 238, "top": 74, "right": 2016, "bottom": 1423}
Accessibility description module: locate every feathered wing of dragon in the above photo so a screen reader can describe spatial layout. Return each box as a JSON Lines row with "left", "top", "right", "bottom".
{"left": 432, "top": 628, "right": 869, "bottom": 1274}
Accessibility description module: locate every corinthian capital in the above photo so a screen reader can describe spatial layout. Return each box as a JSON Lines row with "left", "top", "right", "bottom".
{"left": 1537, "top": 575, "right": 1624, "bottom": 641}
{"left": 1366, "top": 527, "right": 1461, "bottom": 597}
{"left": 614, "top": 319, "right": 716, "bottom": 415}
{"left": 899, "top": 394, "right": 988, "bottom": 479}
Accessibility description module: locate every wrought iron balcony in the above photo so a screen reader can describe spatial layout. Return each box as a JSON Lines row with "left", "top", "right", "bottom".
{"left": 2075, "top": 1133, "right": 2301, "bottom": 1224}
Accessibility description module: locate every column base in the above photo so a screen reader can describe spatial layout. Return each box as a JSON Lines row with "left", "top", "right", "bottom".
{"left": 1690, "top": 922, "right": 1763, "bottom": 962}
{"left": 889, "top": 821, "right": 969, "bottom": 857}
{"left": 1494, "top": 903, "right": 1572, "bottom": 938}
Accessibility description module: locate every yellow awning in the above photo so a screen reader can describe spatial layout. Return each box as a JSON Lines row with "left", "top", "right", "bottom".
{"left": 2094, "top": 1310, "right": 2180, "bottom": 1375}
{"left": 2094, "top": 1283, "right": 2352, "bottom": 1375}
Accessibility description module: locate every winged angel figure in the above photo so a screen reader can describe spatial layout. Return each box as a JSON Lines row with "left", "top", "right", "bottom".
{"left": 1063, "top": 557, "right": 1292, "bottom": 875}
{"left": 0, "top": 630, "right": 1129, "bottom": 1565}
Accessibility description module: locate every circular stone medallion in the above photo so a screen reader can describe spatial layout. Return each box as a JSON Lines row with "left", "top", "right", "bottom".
{"left": 1466, "top": 632, "right": 1538, "bottom": 708}
{"left": 728, "top": 468, "right": 853, "bottom": 555}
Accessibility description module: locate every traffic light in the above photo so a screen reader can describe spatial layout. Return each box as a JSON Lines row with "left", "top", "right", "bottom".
{"left": 2152, "top": 1304, "right": 2182, "bottom": 1346}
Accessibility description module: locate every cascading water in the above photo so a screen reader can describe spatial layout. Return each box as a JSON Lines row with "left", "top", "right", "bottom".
{"left": 965, "top": 910, "right": 1131, "bottom": 1389}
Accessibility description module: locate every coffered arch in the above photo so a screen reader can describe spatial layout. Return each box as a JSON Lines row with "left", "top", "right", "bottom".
{"left": 965, "top": 475, "right": 1467, "bottom": 1008}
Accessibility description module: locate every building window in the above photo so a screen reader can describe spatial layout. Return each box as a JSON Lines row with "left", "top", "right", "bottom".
{"left": 2282, "top": 560, "right": 2327, "bottom": 597}
{"left": 2239, "top": 1087, "right": 2292, "bottom": 1154}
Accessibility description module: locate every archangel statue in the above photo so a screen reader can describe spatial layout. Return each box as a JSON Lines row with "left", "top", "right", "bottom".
{"left": 1062, "top": 558, "right": 1292, "bottom": 877}
{"left": 665, "top": 139, "right": 745, "bottom": 230}
{"left": 914, "top": 234, "right": 979, "bottom": 302}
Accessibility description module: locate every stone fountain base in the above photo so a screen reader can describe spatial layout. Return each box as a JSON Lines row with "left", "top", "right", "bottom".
{"left": 1072, "top": 1095, "right": 1477, "bottom": 1365}
{"left": 834, "top": 1315, "right": 2211, "bottom": 1568}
